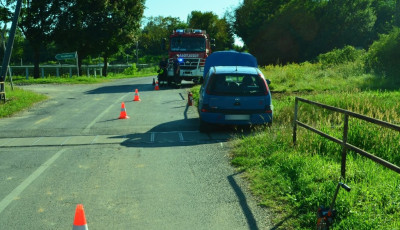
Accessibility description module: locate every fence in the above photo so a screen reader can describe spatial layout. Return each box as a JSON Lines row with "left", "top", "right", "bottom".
{"left": 293, "top": 97, "right": 400, "bottom": 178}
{"left": 1, "top": 64, "right": 151, "bottom": 79}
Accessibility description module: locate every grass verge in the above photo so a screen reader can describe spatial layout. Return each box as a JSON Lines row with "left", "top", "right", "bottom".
{"left": 193, "top": 60, "right": 400, "bottom": 229}
{"left": 0, "top": 85, "right": 48, "bottom": 118}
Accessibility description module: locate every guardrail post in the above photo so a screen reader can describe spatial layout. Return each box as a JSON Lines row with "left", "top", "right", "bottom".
{"left": 41, "top": 67, "right": 44, "bottom": 78}
{"left": 341, "top": 113, "right": 349, "bottom": 178}
{"left": 56, "top": 68, "right": 59, "bottom": 77}
{"left": 25, "top": 67, "right": 28, "bottom": 80}
{"left": 293, "top": 97, "right": 299, "bottom": 145}
{"left": 69, "top": 67, "right": 72, "bottom": 78}
{"left": 87, "top": 67, "right": 89, "bottom": 77}
{"left": 94, "top": 68, "right": 97, "bottom": 77}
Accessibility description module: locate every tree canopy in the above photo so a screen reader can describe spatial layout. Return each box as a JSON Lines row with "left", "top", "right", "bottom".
{"left": 234, "top": 0, "right": 397, "bottom": 65}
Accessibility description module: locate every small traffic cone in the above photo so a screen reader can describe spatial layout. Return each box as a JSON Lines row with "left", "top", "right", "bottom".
{"left": 133, "top": 89, "right": 141, "bottom": 101}
{"left": 119, "top": 102, "right": 129, "bottom": 119}
{"left": 154, "top": 81, "right": 160, "bottom": 90}
{"left": 152, "top": 78, "right": 155, "bottom": 86}
{"left": 72, "top": 204, "right": 88, "bottom": 230}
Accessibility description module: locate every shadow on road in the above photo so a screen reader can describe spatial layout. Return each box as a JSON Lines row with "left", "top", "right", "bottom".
{"left": 228, "top": 171, "right": 259, "bottom": 230}
{"left": 109, "top": 117, "right": 259, "bottom": 148}
{"left": 85, "top": 80, "right": 196, "bottom": 95}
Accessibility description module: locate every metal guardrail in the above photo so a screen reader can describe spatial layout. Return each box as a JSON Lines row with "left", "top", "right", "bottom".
{"left": 293, "top": 97, "right": 400, "bottom": 178}
{"left": 0, "top": 64, "right": 152, "bottom": 79}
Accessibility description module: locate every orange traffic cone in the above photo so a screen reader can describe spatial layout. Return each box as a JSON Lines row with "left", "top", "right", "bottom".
{"left": 119, "top": 102, "right": 129, "bottom": 119}
{"left": 133, "top": 89, "right": 141, "bottom": 101}
{"left": 72, "top": 204, "right": 88, "bottom": 230}
{"left": 154, "top": 81, "right": 160, "bottom": 90}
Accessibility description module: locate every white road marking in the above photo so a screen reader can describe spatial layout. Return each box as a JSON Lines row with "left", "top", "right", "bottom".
{"left": 31, "top": 137, "right": 43, "bottom": 145}
{"left": 82, "top": 93, "right": 130, "bottom": 134}
{"left": 179, "top": 132, "right": 184, "bottom": 142}
{"left": 0, "top": 148, "right": 66, "bottom": 214}
{"left": 60, "top": 136, "right": 71, "bottom": 146}
{"left": 0, "top": 138, "right": 15, "bottom": 147}
{"left": 91, "top": 135, "right": 99, "bottom": 144}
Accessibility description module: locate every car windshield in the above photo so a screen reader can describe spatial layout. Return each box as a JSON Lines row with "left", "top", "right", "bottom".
{"left": 207, "top": 74, "right": 266, "bottom": 96}
{"left": 170, "top": 37, "right": 206, "bottom": 52}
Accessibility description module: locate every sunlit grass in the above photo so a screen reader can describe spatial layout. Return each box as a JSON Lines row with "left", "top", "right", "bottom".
{"left": 231, "top": 91, "right": 400, "bottom": 229}
{"left": 190, "top": 60, "right": 400, "bottom": 229}
{"left": 0, "top": 85, "right": 48, "bottom": 118}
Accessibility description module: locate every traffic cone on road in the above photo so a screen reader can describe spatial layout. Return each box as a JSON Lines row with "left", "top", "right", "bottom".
{"left": 154, "top": 81, "right": 160, "bottom": 90}
{"left": 72, "top": 204, "right": 88, "bottom": 230}
{"left": 119, "top": 102, "right": 129, "bottom": 119}
{"left": 133, "top": 89, "right": 141, "bottom": 101}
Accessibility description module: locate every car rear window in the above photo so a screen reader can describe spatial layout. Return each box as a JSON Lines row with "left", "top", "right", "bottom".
{"left": 207, "top": 74, "right": 266, "bottom": 96}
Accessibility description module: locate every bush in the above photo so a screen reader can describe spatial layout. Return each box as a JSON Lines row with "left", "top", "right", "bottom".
{"left": 122, "top": 63, "right": 139, "bottom": 75}
{"left": 318, "top": 46, "right": 365, "bottom": 67}
{"left": 365, "top": 27, "right": 400, "bottom": 79}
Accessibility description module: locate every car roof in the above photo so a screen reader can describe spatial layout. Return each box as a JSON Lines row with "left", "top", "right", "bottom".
{"left": 203, "top": 51, "right": 258, "bottom": 78}
{"left": 210, "top": 66, "right": 260, "bottom": 75}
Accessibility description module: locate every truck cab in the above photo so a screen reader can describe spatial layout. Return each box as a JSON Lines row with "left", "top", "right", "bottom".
{"left": 166, "top": 29, "right": 213, "bottom": 86}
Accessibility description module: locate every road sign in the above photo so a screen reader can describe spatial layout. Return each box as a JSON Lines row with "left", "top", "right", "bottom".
{"left": 55, "top": 52, "right": 76, "bottom": 60}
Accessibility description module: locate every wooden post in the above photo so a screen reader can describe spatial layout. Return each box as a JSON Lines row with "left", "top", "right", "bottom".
{"left": 25, "top": 67, "right": 29, "bottom": 79}
{"left": 293, "top": 97, "right": 299, "bottom": 145}
{"left": 341, "top": 113, "right": 349, "bottom": 178}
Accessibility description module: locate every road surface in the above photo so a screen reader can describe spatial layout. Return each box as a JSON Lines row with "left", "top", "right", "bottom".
{"left": 0, "top": 77, "right": 273, "bottom": 229}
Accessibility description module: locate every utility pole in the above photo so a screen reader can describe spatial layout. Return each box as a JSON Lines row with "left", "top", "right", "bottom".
{"left": 0, "top": 0, "right": 22, "bottom": 101}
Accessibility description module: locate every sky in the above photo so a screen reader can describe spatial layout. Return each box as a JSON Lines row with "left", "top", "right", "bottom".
{"left": 143, "top": 0, "right": 244, "bottom": 46}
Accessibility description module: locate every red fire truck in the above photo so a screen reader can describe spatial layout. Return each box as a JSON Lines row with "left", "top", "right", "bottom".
{"left": 165, "top": 29, "right": 213, "bottom": 85}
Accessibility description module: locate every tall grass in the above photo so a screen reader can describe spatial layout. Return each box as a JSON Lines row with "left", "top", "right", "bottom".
{"left": 232, "top": 91, "right": 400, "bottom": 229}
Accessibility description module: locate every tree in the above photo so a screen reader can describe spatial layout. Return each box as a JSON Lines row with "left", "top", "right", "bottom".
{"left": 187, "top": 11, "right": 234, "bottom": 51}
{"left": 53, "top": 0, "right": 145, "bottom": 76}
{"left": 140, "top": 16, "right": 187, "bottom": 56}
{"left": 233, "top": 0, "right": 379, "bottom": 65}
{"left": 18, "top": 0, "right": 57, "bottom": 78}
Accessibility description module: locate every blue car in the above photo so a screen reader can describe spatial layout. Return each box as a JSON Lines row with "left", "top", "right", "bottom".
{"left": 198, "top": 51, "right": 273, "bottom": 131}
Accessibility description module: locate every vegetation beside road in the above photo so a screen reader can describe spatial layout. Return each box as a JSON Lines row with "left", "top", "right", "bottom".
{"left": 192, "top": 47, "right": 400, "bottom": 229}
{"left": 0, "top": 85, "right": 48, "bottom": 118}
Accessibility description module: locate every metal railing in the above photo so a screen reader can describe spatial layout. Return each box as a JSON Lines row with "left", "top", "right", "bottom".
{"left": 1, "top": 64, "right": 152, "bottom": 79}
{"left": 293, "top": 97, "right": 400, "bottom": 178}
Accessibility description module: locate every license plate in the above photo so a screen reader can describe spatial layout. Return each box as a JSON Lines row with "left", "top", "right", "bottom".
{"left": 225, "top": 115, "right": 250, "bottom": 120}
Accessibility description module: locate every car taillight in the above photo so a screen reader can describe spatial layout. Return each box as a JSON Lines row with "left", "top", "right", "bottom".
{"left": 201, "top": 104, "right": 210, "bottom": 113}
{"left": 259, "top": 73, "right": 270, "bottom": 95}
{"left": 265, "top": 105, "right": 273, "bottom": 113}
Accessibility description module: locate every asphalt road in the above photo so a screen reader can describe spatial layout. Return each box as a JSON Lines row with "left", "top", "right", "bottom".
{"left": 0, "top": 77, "right": 273, "bottom": 229}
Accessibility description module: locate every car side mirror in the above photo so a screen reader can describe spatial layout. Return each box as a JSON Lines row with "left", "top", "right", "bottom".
{"left": 266, "top": 79, "right": 271, "bottom": 85}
